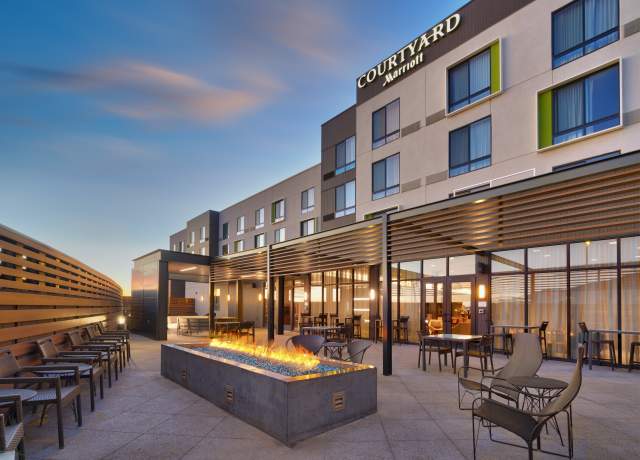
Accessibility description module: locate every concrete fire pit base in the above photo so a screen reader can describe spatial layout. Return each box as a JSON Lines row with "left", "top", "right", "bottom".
{"left": 161, "top": 343, "right": 377, "bottom": 446}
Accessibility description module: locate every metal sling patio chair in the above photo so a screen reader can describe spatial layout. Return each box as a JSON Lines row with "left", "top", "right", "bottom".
{"left": 286, "top": 334, "right": 326, "bottom": 355}
{"left": 95, "top": 322, "right": 131, "bottom": 362}
{"left": 0, "top": 349, "right": 82, "bottom": 449}
{"left": 84, "top": 325, "right": 126, "bottom": 371}
{"left": 36, "top": 337, "right": 104, "bottom": 411}
{"left": 67, "top": 330, "right": 119, "bottom": 387}
{"left": 458, "top": 333, "right": 543, "bottom": 410}
{"left": 471, "top": 346, "right": 584, "bottom": 460}
{"left": 345, "top": 340, "right": 371, "bottom": 364}
{"left": 0, "top": 395, "right": 25, "bottom": 460}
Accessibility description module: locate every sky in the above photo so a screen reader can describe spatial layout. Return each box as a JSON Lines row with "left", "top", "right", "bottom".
{"left": 0, "top": 0, "right": 466, "bottom": 295}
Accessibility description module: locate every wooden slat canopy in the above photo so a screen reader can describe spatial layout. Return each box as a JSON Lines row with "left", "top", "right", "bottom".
{"left": 387, "top": 158, "right": 640, "bottom": 262}
{"left": 210, "top": 248, "right": 267, "bottom": 283}
{"left": 0, "top": 224, "right": 122, "bottom": 347}
{"left": 270, "top": 220, "right": 382, "bottom": 276}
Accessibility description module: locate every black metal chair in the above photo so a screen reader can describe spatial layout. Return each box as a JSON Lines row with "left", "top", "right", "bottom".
{"left": 393, "top": 316, "right": 410, "bottom": 344}
{"left": 471, "top": 346, "right": 584, "bottom": 459}
{"left": 629, "top": 339, "right": 640, "bottom": 372}
{"left": 352, "top": 315, "right": 362, "bottom": 339}
{"left": 345, "top": 340, "right": 371, "bottom": 364}
{"left": 418, "top": 330, "right": 452, "bottom": 372}
{"left": 237, "top": 321, "right": 255, "bottom": 342}
{"left": 579, "top": 322, "right": 615, "bottom": 370}
{"left": 539, "top": 321, "right": 549, "bottom": 359}
{"left": 454, "top": 334, "right": 494, "bottom": 373}
{"left": 286, "top": 334, "right": 325, "bottom": 355}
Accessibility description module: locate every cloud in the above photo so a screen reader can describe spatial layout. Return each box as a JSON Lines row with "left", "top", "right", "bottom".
{"left": 2, "top": 61, "right": 285, "bottom": 123}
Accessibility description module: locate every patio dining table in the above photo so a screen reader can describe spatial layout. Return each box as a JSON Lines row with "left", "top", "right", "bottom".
{"left": 424, "top": 334, "right": 482, "bottom": 377}
{"left": 301, "top": 325, "right": 343, "bottom": 340}
{"left": 587, "top": 329, "right": 640, "bottom": 369}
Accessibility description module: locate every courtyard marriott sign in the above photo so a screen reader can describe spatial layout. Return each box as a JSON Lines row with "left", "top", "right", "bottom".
{"left": 357, "top": 13, "right": 462, "bottom": 89}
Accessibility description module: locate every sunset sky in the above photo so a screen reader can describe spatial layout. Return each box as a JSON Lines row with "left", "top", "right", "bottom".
{"left": 1, "top": 0, "right": 465, "bottom": 294}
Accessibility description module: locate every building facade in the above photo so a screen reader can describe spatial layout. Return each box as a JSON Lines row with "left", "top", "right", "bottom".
{"left": 149, "top": 0, "right": 640, "bottom": 372}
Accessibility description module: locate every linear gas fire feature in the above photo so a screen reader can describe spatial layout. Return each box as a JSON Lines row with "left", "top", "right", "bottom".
{"left": 161, "top": 342, "right": 377, "bottom": 446}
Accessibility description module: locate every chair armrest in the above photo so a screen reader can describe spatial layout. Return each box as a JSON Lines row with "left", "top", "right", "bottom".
{"left": 59, "top": 351, "right": 101, "bottom": 358}
{"left": 0, "top": 395, "right": 23, "bottom": 422}
{"left": 42, "top": 357, "right": 97, "bottom": 365}
{"left": 21, "top": 365, "right": 81, "bottom": 382}
{"left": 72, "top": 344, "right": 114, "bottom": 352}
{"left": 0, "top": 376, "right": 61, "bottom": 386}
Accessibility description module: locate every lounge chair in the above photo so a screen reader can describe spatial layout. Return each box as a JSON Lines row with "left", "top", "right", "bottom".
{"left": 36, "top": 337, "right": 104, "bottom": 411}
{"left": 67, "top": 330, "right": 119, "bottom": 387}
{"left": 0, "top": 395, "right": 25, "bottom": 459}
{"left": 0, "top": 349, "right": 82, "bottom": 449}
{"left": 95, "top": 322, "right": 131, "bottom": 362}
{"left": 83, "top": 326, "right": 126, "bottom": 371}
{"left": 458, "top": 333, "right": 542, "bottom": 410}
{"left": 471, "top": 346, "right": 584, "bottom": 459}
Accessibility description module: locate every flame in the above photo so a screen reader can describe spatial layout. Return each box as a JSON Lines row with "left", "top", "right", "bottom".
{"left": 208, "top": 338, "right": 320, "bottom": 370}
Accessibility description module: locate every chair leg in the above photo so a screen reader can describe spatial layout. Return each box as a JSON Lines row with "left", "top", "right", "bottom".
{"left": 106, "top": 358, "right": 112, "bottom": 387}
{"left": 610, "top": 343, "right": 616, "bottom": 371}
{"left": 100, "top": 373, "right": 104, "bottom": 399}
{"left": 630, "top": 343, "right": 637, "bottom": 372}
{"left": 89, "top": 377, "right": 95, "bottom": 412}
{"left": 76, "top": 394, "right": 83, "bottom": 427}
{"left": 472, "top": 415, "right": 477, "bottom": 460}
{"left": 56, "top": 402, "right": 64, "bottom": 449}
{"left": 437, "top": 351, "right": 442, "bottom": 372}
{"left": 489, "top": 353, "right": 494, "bottom": 373}
{"left": 39, "top": 403, "right": 48, "bottom": 426}
{"left": 17, "top": 439, "right": 25, "bottom": 460}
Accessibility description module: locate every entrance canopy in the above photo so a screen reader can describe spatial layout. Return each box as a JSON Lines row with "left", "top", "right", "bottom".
{"left": 131, "top": 249, "right": 210, "bottom": 339}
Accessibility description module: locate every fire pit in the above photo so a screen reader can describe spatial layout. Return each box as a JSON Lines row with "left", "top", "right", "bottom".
{"left": 161, "top": 340, "right": 377, "bottom": 446}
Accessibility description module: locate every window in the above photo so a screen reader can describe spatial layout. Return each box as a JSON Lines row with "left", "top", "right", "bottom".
{"left": 254, "top": 233, "right": 266, "bottom": 248}
{"left": 372, "top": 99, "right": 400, "bottom": 149}
{"left": 274, "top": 228, "right": 286, "bottom": 243}
{"left": 233, "top": 240, "right": 244, "bottom": 253}
{"left": 255, "top": 208, "right": 264, "bottom": 229}
{"left": 335, "top": 180, "right": 356, "bottom": 218}
{"left": 449, "top": 116, "right": 491, "bottom": 177}
{"left": 335, "top": 136, "right": 356, "bottom": 174}
{"left": 222, "top": 223, "right": 228, "bottom": 240}
{"left": 301, "top": 188, "right": 315, "bottom": 213}
{"left": 552, "top": 0, "right": 619, "bottom": 68}
{"left": 448, "top": 44, "right": 498, "bottom": 112}
{"left": 237, "top": 216, "right": 245, "bottom": 235}
{"left": 200, "top": 247, "right": 206, "bottom": 255}
{"left": 200, "top": 225, "right": 206, "bottom": 242}
{"left": 179, "top": 241, "right": 185, "bottom": 252}
{"left": 272, "top": 199, "right": 285, "bottom": 223}
{"left": 372, "top": 153, "right": 400, "bottom": 200}
{"left": 221, "top": 244, "right": 229, "bottom": 255}
{"left": 300, "top": 218, "right": 316, "bottom": 236}
{"left": 552, "top": 64, "right": 620, "bottom": 145}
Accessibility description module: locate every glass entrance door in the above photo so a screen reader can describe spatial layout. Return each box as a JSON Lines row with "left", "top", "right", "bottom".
{"left": 447, "top": 277, "right": 474, "bottom": 335}
{"left": 424, "top": 279, "right": 445, "bottom": 334}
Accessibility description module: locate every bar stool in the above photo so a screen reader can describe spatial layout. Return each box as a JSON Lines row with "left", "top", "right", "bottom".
{"left": 352, "top": 315, "right": 362, "bottom": 338}
{"left": 579, "top": 322, "right": 616, "bottom": 370}
{"left": 629, "top": 340, "right": 640, "bottom": 372}
{"left": 539, "top": 321, "right": 549, "bottom": 359}
{"left": 393, "top": 316, "right": 410, "bottom": 344}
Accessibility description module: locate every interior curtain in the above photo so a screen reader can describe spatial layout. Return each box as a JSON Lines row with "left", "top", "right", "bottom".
{"left": 555, "top": 80, "right": 583, "bottom": 132}
{"left": 386, "top": 100, "right": 400, "bottom": 135}
{"left": 553, "top": 1, "right": 583, "bottom": 55}
{"left": 469, "top": 50, "right": 490, "bottom": 94}
{"left": 470, "top": 117, "right": 491, "bottom": 160}
{"left": 585, "top": 0, "right": 618, "bottom": 39}
{"left": 386, "top": 154, "right": 400, "bottom": 188}
{"left": 449, "top": 64, "right": 469, "bottom": 103}
{"left": 449, "top": 128, "right": 469, "bottom": 167}
{"left": 345, "top": 136, "right": 355, "bottom": 163}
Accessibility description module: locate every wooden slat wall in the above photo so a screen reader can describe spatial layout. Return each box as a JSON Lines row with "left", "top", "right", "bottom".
{"left": 270, "top": 222, "right": 382, "bottom": 276}
{"left": 0, "top": 224, "right": 122, "bottom": 356}
{"left": 210, "top": 249, "right": 267, "bottom": 283}
{"left": 387, "top": 163, "right": 640, "bottom": 262}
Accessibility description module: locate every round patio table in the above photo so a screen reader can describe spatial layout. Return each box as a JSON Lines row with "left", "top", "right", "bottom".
{"left": 323, "top": 342, "right": 347, "bottom": 360}
{"left": 31, "top": 363, "right": 92, "bottom": 378}
{"left": 0, "top": 388, "right": 37, "bottom": 401}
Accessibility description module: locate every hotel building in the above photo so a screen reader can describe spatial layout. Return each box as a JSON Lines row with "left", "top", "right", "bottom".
{"left": 132, "top": 0, "right": 640, "bottom": 374}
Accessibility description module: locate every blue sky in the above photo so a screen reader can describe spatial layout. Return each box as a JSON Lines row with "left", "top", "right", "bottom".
{"left": 0, "top": 0, "right": 466, "bottom": 294}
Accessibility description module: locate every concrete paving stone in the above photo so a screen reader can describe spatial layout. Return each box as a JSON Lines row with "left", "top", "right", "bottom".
{"left": 31, "top": 428, "right": 141, "bottom": 460}
{"left": 389, "top": 439, "right": 465, "bottom": 460}
{"left": 382, "top": 418, "right": 448, "bottom": 441}
{"left": 89, "top": 411, "right": 172, "bottom": 434}
{"left": 104, "top": 433, "right": 203, "bottom": 460}
{"left": 314, "top": 414, "right": 386, "bottom": 442}
{"left": 147, "top": 414, "right": 225, "bottom": 436}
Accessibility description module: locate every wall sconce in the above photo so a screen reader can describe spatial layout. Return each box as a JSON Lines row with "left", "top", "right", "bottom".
{"left": 215, "top": 288, "right": 220, "bottom": 297}
{"left": 200, "top": 295, "right": 204, "bottom": 302}
{"left": 369, "top": 289, "right": 376, "bottom": 301}
{"left": 477, "top": 284, "right": 487, "bottom": 300}
{"left": 258, "top": 293, "right": 263, "bottom": 302}
{"left": 303, "top": 292, "right": 308, "bottom": 302}
{"left": 117, "top": 315, "right": 126, "bottom": 325}
{"left": 226, "top": 293, "right": 231, "bottom": 302}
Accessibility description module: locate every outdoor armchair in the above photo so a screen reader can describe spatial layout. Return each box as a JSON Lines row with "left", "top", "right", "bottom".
{"left": 37, "top": 337, "right": 104, "bottom": 411}
{"left": 67, "top": 330, "right": 119, "bottom": 387}
{"left": 286, "top": 334, "right": 325, "bottom": 355}
{"left": 95, "top": 322, "right": 131, "bottom": 362}
{"left": 0, "top": 395, "right": 25, "bottom": 460}
{"left": 345, "top": 340, "right": 371, "bottom": 364}
{"left": 0, "top": 348, "right": 82, "bottom": 449}
{"left": 84, "top": 326, "right": 127, "bottom": 371}
{"left": 471, "top": 346, "right": 584, "bottom": 459}
{"left": 458, "top": 333, "right": 543, "bottom": 410}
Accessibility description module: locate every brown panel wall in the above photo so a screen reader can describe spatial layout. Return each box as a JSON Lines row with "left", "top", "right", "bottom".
{"left": 0, "top": 224, "right": 122, "bottom": 357}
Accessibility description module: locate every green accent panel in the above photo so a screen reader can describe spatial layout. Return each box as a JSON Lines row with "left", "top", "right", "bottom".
{"left": 538, "top": 90, "right": 553, "bottom": 149}
{"left": 490, "top": 42, "right": 500, "bottom": 93}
